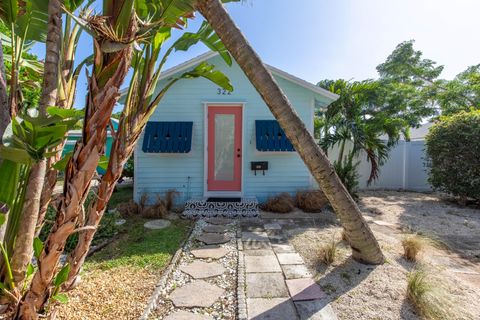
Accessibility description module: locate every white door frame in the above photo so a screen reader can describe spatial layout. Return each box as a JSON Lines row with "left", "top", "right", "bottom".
{"left": 203, "top": 102, "right": 245, "bottom": 198}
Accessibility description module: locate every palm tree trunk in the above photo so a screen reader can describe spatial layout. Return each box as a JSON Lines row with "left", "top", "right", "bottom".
{"left": 196, "top": 0, "right": 384, "bottom": 264}
{"left": 9, "top": 0, "right": 63, "bottom": 291}
{"left": 18, "top": 17, "right": 137, "bottom": 319}
{"left": 338, "top": 139, "right": 346, "bottom": 163}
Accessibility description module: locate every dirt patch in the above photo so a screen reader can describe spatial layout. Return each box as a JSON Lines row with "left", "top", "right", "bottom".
{"left": 55, "top": 266, "right": 158, "bottom": 320}
{"left": 287, "top": 191, "right": 480, "bottom": 320}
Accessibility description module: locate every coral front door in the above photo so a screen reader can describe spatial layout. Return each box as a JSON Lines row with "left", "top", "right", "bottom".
{"left": 207, "top": 106, "right": 242, "bottom": 192}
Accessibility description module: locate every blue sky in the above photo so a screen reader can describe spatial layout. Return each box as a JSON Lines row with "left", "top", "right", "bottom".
{"left": 31, "top": 0, "right": 480, "bottom": 109}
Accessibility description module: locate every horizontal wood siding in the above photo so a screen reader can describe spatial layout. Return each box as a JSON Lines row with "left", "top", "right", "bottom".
{"left": 134, "top": 55, "right": 318, "bottom": 203}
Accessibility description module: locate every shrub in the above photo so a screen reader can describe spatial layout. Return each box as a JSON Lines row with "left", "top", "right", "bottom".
{"left": 295, "top": 190, "right": 329, "bottom": 212}
{"left": 122, "top": 155, "right": 134, "bottom": 179}
{"left": 425, "top": 111, "right": 480, "bottom": 203}
{"left": 260, "top": 193, "right": 295, "bottom": 213}
{"left": 333, "top": 151, "right": 360, "bottom": 199}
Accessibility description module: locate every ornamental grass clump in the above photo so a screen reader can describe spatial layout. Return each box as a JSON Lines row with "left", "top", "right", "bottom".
{"left": 402, "top": 235, "right": 425, "bottom": 262}
{"left": 407, "top": 267, "right": 454, "bottom": 320}
{"left": 260, "top": 193, "right": 295, "bottom": 213}
{"left": 295, "top": 190, "right": 329, "bottom": 212}
{"left": 320, "top": 234, "right": 338, "bottom": 265}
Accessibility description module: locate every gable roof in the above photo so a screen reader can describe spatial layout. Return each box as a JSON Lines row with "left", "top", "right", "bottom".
{"left": 153, "top": 51, "right": 339, "bottom": 102}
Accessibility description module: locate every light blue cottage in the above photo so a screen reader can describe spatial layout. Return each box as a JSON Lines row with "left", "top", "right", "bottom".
{"left": 133, "top": 51, "right": 337, "bottom": 217}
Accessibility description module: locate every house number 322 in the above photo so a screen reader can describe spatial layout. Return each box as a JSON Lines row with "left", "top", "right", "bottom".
{"left": 217, "top": 88, "right": 232, "bottom": 95}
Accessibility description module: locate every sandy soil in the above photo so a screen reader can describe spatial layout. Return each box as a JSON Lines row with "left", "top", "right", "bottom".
{"left": 54, "top": 266, "right": 159, "bottom": 320}
{"left": 288, "top": 191, "right": 480, "bottom": 320}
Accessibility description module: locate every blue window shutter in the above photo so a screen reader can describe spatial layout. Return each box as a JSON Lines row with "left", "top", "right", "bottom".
{"left": 255, "top": 120, "right": 294, "bottom": 152}
{"left": 143, "top": 122, "right": 193, "bottom": 153}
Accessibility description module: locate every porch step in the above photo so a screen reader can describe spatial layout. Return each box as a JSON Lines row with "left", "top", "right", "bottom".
{"left": 183, "top": 197, "right": 259, "bottom": 218}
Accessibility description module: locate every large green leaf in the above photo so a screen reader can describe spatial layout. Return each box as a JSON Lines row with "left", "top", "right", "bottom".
{"left": 12, "top": 0, "right": 49, "bottom": 43}
{"left": 0, "top": 160, "right": 22, "bottom": 205}
{"left": 54, "top": 264, "right": 71, "bottom": 287}
{"left": 180, "top": 62, "right": 233, "bottom": 91}
{"left": 0, "top": 0, "right": 18, "bottom": 24}
{"left": 0, "top": 146, "right": 31, "bottom": 164}
{"left": 172, "top": 21, "right": 232, "bottom": 66}
{"left": 135, "top": 0, "right": 196, "bottom": 28}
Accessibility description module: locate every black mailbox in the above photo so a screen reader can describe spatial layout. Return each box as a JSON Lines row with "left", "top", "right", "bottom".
{"left": 251, "top": 161, "right": 268, "bottom": 175}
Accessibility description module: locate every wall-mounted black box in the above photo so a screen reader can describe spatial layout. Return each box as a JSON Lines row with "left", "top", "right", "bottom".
{"left": 251, "top": 161, "right": 268, "bottom": 175}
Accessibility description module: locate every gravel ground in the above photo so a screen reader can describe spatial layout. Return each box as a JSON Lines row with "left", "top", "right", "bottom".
{"left": 55, "top": 265, "right": 159, "bottom": 319}
{"left": 288, "top": 191, "right": 480, "bottom": 320}
{"left": 149, "top": 220, "right": 238, "bottom": 320}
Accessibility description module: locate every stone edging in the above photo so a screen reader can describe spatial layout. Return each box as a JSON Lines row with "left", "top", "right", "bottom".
{"left": 237, "top": 230, "right": 247, "bottom": 320}
{"left": 138, "top": 223, "right": 195, "bottom": 320}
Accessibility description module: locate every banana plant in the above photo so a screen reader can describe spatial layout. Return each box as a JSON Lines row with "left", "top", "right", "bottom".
{"left": 67, "top": 21, "right": 233, "bottom": 287}
{"left": 0, "top": 107, "right": 83, "bottom": 299}
{"left": 0, "top": 0, "right": 49, "bottom": 116}
{"left": 19, "top": 1, "right": 203, "bottom": 317}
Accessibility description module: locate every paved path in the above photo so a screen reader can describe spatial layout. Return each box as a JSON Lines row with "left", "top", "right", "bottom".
{"left": 238, "top": 219, "right": 338, "bottom": 320}
{"left": 159, "top": 217, "right": 337, "bottom": 320}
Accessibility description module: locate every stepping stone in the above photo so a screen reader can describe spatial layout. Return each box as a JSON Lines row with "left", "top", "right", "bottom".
{"left": 246, "top": 273, "right": 289, "bottom": 298}
{"left": 264, "top": 223, "right": 282, "bottom": 230}
{"left": 373, "top": 220, "right": 397, "bottom": 228}
{"left": 143, "top": 219, "right": 171, "bottom": 230}
{"left": 282, "top": 264, "right": 313, "bottom": 279}
{"left": 277, "top": 252, "right": 304, "bottom": 265}
{"left": 247, "top": 298, "right": 298, "bottom": 320}
{"left": 245, "top": 255, "right": 282, "bottom": 273}
{"left": 165, "top": 310, "right": 214, "bottom": 320}
{"left": 205, "top": 217, "right": 233, "bottom": 225}
{"left": 242, "top": 231, "right": 269, "bottom": 242}
{"left": 243, "top": 249, "right": 275, "bottom": 256}
{"left": 286, "top": 279, "right": 326, "bottom": 301}
{"left": 180, "top": 261, "right": 225, "bottom": 279}
{"left": 202, "top": 224, "right": 229, "bottom": 233}
{"left": 196, "top": 233, "right": 230, "bottom": 245}
{"left": 272, "top": 243, "right": 296, "bottom": 253}
{"left": 169, "top": 280, "right": 224, "bottom": 307}
{"left": 115, "top": 219, "right": 126, "bottom": 226}
{"left": 295, "top": 300, "right": 338, "bottom": 320}
{"left": 191, "top": 246, "right": 228, "bottom": 259}
{"left": 243, "top": 240, "right": 271, "bottom": 250}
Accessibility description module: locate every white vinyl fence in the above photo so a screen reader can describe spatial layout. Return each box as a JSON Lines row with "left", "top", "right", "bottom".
{"left": 325, "top": 140, "right": 431, "bottom": 191}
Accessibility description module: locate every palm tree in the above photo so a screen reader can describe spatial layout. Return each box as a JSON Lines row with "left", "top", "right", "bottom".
{"left": 195, "top": 0, "right": 384, "bottom": 264}
{"left": 317, "top": 79, "right": 408, "bottom": 184}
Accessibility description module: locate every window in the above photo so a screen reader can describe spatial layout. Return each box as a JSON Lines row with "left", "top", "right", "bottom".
{"left": 142, "top": 121, "right": 193, "bottom": 153}
{"left": 255, "top": 120, "right": 294, "bottom": 152}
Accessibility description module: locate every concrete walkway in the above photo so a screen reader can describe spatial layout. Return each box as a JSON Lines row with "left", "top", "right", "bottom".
{"left": 238, "top": 219, "right": 338, "bottom": 320}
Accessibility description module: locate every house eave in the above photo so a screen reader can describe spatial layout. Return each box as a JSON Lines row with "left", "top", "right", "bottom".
{"left": 119, "top": 51, "right": 339, "bottom": 103}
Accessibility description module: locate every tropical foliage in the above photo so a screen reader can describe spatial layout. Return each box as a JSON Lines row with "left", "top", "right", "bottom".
{"left": 425, "top": 110, "right": 480, "bottom": 204}
{"left": 316, "top": 40, "right": 480, "bottom": 194}
{"left": 0, "top": 0, "right": 233, "bottom": 317}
